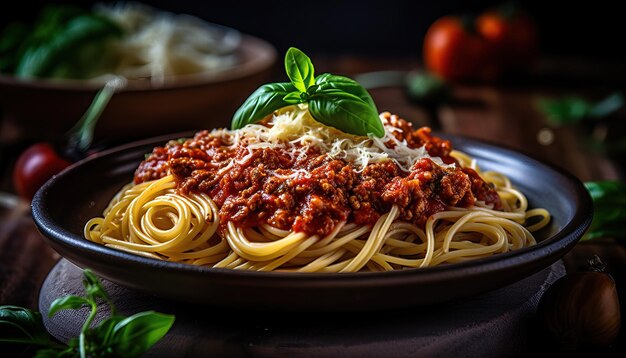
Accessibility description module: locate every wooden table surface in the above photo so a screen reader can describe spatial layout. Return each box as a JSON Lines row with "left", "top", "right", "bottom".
{"left": 1, "top": 55, "right": 625, "bottom": 354}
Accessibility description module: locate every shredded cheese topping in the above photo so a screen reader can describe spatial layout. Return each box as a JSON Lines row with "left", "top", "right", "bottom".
{"left": 212, "top": 105, "right": 450, "bottom": 172}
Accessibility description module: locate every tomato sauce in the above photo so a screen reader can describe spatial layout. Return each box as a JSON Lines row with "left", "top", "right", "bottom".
{"left": 135, "top": 114, "right": 501, "bottom": 236}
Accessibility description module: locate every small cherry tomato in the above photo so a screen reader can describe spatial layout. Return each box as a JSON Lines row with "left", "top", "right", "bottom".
{"left": 12, "top": 142, "right": 72, "bottom": 201}
{"left": 476, "top": 8, "right": 539, "bottom": 71}
{"left": 423, "top": 16, "right": 498, "bottom": 82}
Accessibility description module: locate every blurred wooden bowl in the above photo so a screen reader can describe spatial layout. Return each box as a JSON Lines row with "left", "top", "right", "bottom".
{"left": 0, "top": 34, "right": 277, "bottom": 142}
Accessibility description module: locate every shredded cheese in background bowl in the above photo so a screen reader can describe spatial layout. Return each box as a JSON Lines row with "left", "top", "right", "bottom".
{"left": 93, "top": 1, "right": 241, "bottom": 86}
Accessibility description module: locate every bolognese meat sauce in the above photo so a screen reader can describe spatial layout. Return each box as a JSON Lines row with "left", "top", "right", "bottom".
{"left": 135, "top": 113, "right": 501, "bottom": 236}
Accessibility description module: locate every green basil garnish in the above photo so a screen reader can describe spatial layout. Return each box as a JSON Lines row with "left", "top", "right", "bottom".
{"left": 284, "top": 47, "right": 315, "bottom": 92}
{"left": 309, "top": 89, "right": 383, "bottom": 137}
{"left": 0, "top": 269, "right": 174, "bottom": 358}
{"left": 231, "top": 82, "right": 296, "bottom": 129}
{"left": 232, "top": 47, "right": 384, "bottom": 137}
{"left": 0, "top": 306, "right": 57, "bottom": 348}
{"left": 108, "top": 311, "right": 175, "bottom": 357}
{"left": 314, "top": 73, "right": 377, "bottom": 109}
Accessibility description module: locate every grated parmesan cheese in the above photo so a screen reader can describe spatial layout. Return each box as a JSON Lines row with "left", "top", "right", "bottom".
{"left": 214, "top": 105, "right": 450, "bottom": 171}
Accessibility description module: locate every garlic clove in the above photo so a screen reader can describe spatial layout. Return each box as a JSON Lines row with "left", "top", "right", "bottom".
{"left": 538, "top": 257, "right": 621, "bottom": 350}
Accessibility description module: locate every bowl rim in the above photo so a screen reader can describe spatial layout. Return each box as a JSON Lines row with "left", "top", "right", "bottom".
{"left": 31, "top": 130, "right": 593, "bottom": 287}
{"left": 0, "top": 33, "right": 277, "bottom": 93}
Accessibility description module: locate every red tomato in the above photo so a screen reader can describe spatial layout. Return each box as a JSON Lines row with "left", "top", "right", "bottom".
{"left": 476, "top": 9, "right": 539, "bottom": 71}
{"left": 12, "top": 143, "right": 72, "bottom": 201}
{"left": 423, "top": 16, "right": 499, "bottom": 82}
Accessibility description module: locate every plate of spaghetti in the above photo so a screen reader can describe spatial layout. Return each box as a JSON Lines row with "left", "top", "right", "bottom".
{"left": 32, "top": 48, "right": 592, "bottom": 311}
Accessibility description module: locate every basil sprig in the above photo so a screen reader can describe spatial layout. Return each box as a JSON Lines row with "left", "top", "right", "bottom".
{"left": 0, "top": 269, "right": 174, "bottom": 358}
{"left": 232, "top": 47, "right": 384, "bottom": 137}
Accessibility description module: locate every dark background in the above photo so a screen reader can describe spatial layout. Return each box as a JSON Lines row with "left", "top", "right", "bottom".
{"left": 1, "top": 0, "right": 625, "bottom": 63}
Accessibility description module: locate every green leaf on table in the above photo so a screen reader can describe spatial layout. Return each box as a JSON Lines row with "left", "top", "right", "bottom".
{"left": 48, "top": 296, "right": 91, "bottom": 317}
{"left": 582, "top": 180, "right": 626, "bottom": 241}
{"left": 538, "top": 92, "right": 624, "bottom": 126}
{"left": 90, "top": 315, "right": 125, "bottom": 347}
{"left": 110, "top": 311, "right": 175, "bottom": 357}
{"left": 1, "top": 268, "right": 175, "bottom": 357}
{"left": 34, "top": 347, "right": 75, "bottom": 358}
{"left": 0, "top": 305, "right": 55, "bottom": 346}
{"left": 82, "top": 269, "right": 110, "bottom": 302}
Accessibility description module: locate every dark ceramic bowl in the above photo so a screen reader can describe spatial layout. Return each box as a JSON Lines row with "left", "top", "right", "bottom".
{"left": 0, "top": 34, "right": 276, "bottom": 142}
{"left": 31, "top": 132, "right": 593, "bottom": 311}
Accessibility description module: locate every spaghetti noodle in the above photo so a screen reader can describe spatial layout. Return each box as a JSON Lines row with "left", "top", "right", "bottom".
{"left": 85, "top": 108, "right": 550, "bottom": 272}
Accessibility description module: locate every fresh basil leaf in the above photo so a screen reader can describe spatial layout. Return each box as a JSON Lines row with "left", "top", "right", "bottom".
{"left": 313, "top": 73, "right": 383, "bottom": 137}
{"left": 585, "top": 181, "right": 626, "bottom": 205}
{"left": 306, "top": 83, "right": 319, "bottom": 94}
{"left": 82, "top": 269, "right": 109, "bottom": 302}
{"left": 0, "top": 23, "right": 30, "bottom": 72}
{"left": 27, "top": 5, "right": 85, "bottom": 49}
{"left": 538, "top": 97, "right": 590, "bottom": 125}
{"left": 285, "top": 47, "right": 315, "bottom": 92}
{"left": 48, "top": 296, "right": 91, "bottom": 318}
{"left": 590, "top": 209, "right": 626, "bottom": 236}
{"left": 66, "top": 337, "right": 78, "bottom": 349}
{"left": 589, "top": 92, "right": 624, "bottom": 118}
{"left": 91, "top": 315, "right": 125, "bottom": 346}
{"left": 283, "top": 91, "right": 304, "bottom": 104}
{"left": 232, "top": 82, "right": 297, "bottom": 129}
{"left": 0, "top": 305, "right": 54, "bottom": 346}
{"left": 232, "top": 47, "right": 383, "bottom": 137}
{"left": 315, "top": 73, "right": 377, "bottom": 109}
{"left": 34, "top": 347, "right": 75, "bottom": 358}
{"left": 583, "top": 180, "right": 626, "bottom": 241}
{"left": 36, "top": 4, "right": 85, "bottom": 33}
{"left": 538, "top": 92, "right": 624, "bottom": 126}
{"left": 3, "top": 268, "right": 176, "bottom": 358}
{"left": 110, "top": 311, "right": 175, "bottom": 357}
{"left": 16, "top": 13, "right": 122, "bottom": 78}
{"left": 34, "top": 348, "right": 61, "bottom": 358}
{"left": 309, "top": 89, "right": 384, "bottom": 137}
{"left": 1, "top": 5, "right": 83, "bottom": 74}
{"left": 583, "top": 226, "right": 626, "bottom": 241}
{"left": 406, "top": 71, "right": 450, "bottom": 103}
